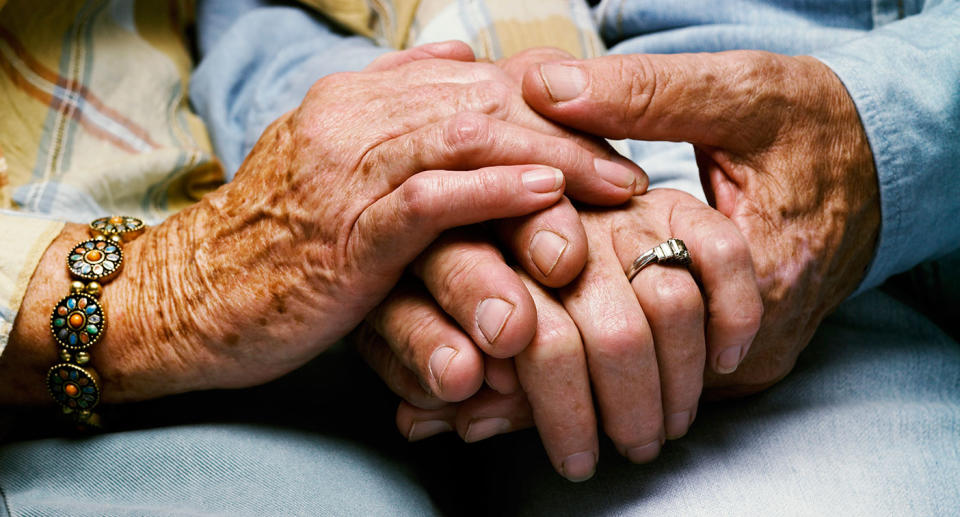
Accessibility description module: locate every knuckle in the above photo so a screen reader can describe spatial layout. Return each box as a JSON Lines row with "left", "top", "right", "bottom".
{"left": 358, "top": 142, "right": 392, "bottom": 177}
{"left": 444, "top": 112, "right": 493, "bottom": 151}
{"left": 551, "top": 138, "right": 590, "bottom": 170}
{"left": 400, "top": 312, "right": 443, "bottom": 359}
{"left": 474, "top": 167, "right": 505, "bottom": 196}
{"left": 398, "top": 174, "right": 439, "bottom": 226}
{"left": 527, "top": 317, "right": 581, "bottom": 364}
{"left": 435, "top": 251, "right": 485, "bottom": 308}
{"left": 702, "top": 234, "right": 750, "bottom": 266}
{"left": 468, "top": 80, "right": 513, "bottom": 118}
{"left": 590, "top": 317, "right": 650, "bottom": 362}
{"left": 650, "top": 272, "right": 703, "bottom": 319}
{"left": 623, "top": 55, "right": 658, "bottom": 121}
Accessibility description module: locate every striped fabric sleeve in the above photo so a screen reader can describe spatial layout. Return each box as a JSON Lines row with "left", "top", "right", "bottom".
{"left": 0, "top": 211, "right": 64, "bottom": 356}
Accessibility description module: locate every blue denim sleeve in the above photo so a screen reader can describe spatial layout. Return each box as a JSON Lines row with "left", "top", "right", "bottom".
{"left": 813, "top": 0, "right": 960, "bottom": 292}
{"left": 190, "top": 0, "right": 389, "bottom": 179}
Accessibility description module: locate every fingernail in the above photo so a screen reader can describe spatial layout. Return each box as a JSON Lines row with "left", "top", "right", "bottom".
{"left": 529, "top": 230, "right": 568, "bottom": 277}
{"left": 626, "top": 441, "right": 661, "bottom": 464}
{"left": 594, "top": 158, "right": 636, "bottom": 191}
{"left": 716, "top": 346, "right": 743, "bottom": 374}
{"left": 561, "top": 451, "right": 597, "bottom": 482}
{"left": 540, "top": 64, "right": 586, "bottom": 102}
{"left": 428, "top": 346, "right": 458, "bottom": 392}
{"left": 464, "top": 417, "right": 511, "bottom": 443}
{"left": 408, "top": 420, "right": 453, "bottom": 442}
{"left": 476, "top": 297, "right": 514, "bottom": 345}
{"left": 665, "top": 410, "right": 691, "bottom": 440}
{"left": 522, "top": 166, "right": 563, "bottom": 193}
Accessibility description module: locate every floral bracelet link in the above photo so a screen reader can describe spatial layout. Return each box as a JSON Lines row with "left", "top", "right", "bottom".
{"left": 46, "top": 216, "right": 144, "bottom": 428}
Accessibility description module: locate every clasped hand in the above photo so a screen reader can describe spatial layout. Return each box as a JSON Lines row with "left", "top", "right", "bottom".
{"left": 97, "top": 40, "right": 876, "bottom": 483}
{"left": 355, "top": 44, "right": 879, "bottom": 482}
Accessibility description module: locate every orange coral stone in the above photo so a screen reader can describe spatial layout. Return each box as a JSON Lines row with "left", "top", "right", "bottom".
{"left": 86, "top": 250, "right": 102, "bottom": 262}
{"left": 68, "top": 313, "right": 85, "bottom": 328}
{"left": 64, "top": 383, "right": 79, "bottom": 397}
{"left": 109, "top": 216, "right": 124, "bottom": 225}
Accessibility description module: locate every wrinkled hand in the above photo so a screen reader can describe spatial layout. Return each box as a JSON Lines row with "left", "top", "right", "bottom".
{"left": 354, "top": 46, "right": 649, "bottom": 403}
{"left": 42, "top": 44, "right": 644, "bottom": 401}
{"left": 364, "top": 189, "right": 762, "bottom": 481}
{"left": 355, "top": 48, "right": 760, "bottom": 481}
{"left": 521, "top": 50, "right": 880, "bottom": 394}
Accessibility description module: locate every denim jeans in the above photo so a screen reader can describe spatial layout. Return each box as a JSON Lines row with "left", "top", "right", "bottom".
{"left": 2, "top": 287, "right": 957, "bottom": 516}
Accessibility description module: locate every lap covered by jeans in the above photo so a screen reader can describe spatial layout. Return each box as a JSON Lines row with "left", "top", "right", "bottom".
{"left": 1, "top": 288, "right": 957, "bottom": 516}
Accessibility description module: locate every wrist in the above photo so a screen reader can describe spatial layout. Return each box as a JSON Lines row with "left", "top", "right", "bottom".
{"left": 2, "top": 224, "right": 89, "bottom": 405}
{"left": 96, "top": 207, "right": 223, "bottom": 402}
{"left": 1, "top": 210, "right": 224, "bottom": 408}
{"left": 796, "top": 55, "right": 880, "bottom": 303}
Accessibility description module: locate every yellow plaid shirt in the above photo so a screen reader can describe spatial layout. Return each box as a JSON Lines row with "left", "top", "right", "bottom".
{"left": 0, "top": 0, "right": 602, "bottom": 355}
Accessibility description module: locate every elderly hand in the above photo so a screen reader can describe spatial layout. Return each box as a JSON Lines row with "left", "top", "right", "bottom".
{"left": 362, "top": 189, "right": 762, "bottom": 481}
{"left": 3, "top": 44, "right": 644, "bottom": 405}
{"left": 353, "top": 48, "right": 759, "bottom": 481}
{"left": 352, "top": 45, "right": 652, "bottom": 404}
{"left": 521, "top": 50, "right": 880, "bottom": 395}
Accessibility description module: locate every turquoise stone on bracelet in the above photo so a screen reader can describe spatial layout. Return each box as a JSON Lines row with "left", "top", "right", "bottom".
{"left": 67, "top": 239, "right": 123, "bottom": 282}
{"left": 47, "top": 363, "right": 101, "bottom": 413}
{"left": 90, "top": 215, "right": 144, "bottom": 238}
{"left": 51, "top": 293, "right": 105, "bottom": 351}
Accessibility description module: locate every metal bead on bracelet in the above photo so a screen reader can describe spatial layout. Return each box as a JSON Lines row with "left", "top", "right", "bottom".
{"left": 46, "top": 216, "right": 144, "bottom": 429}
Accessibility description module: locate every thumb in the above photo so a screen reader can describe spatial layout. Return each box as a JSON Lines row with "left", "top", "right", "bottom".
{"left": 522, "top": 51, "right": 770, "bottom": 148}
